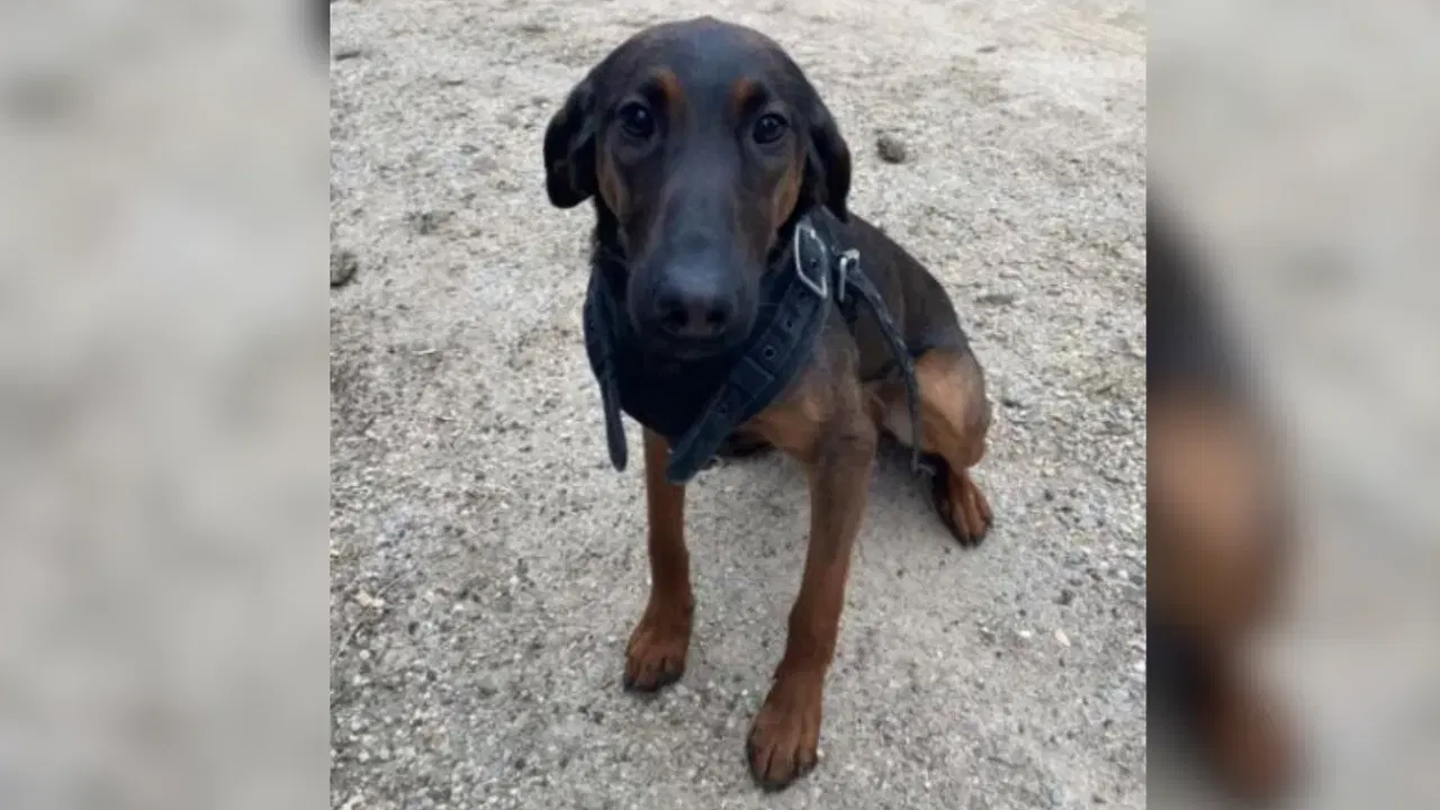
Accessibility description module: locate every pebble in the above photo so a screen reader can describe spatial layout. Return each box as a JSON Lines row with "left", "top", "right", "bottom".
{"left": 331, "top": 249, "right": 359, "bottom": 287}
{"left": 354, "top": 590, "right": 385, "bottom": 609}
{"left": 977, "top": 291, "right": 1017, "bottom": 306}
{"left": 876, "top": 133, "right": 909, "bottom": 163}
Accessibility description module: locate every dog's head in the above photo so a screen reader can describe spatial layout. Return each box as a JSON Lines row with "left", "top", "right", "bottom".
{"left": 542, "top": 17, "right": 852, "bottom": 359}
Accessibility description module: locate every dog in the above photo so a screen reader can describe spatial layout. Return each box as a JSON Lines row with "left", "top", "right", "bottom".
{"left": 541, "top": 17, "right": 993, "bottom": 790}
{"left": 1147, "top": 195, "right": 1298, "bottom": 803}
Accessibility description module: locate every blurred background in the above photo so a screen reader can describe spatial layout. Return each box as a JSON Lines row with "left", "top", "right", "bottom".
{"left": 0, "top": 1, "right": 328, "bottom": 808}
{"left": 0, "top": 0, "right": 1434, "bottom": 808}
{"left": 1150, "top": 0, "right": 1440, "bottom": 807}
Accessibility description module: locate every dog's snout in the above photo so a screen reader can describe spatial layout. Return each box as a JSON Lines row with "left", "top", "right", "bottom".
{"left": 652, "top": 271, "right": 738, "bottom": 341}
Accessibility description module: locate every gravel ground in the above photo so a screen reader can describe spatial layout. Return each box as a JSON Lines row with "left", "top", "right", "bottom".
{"left": 329, "top": 2, "right": 1146, "bottom": 808}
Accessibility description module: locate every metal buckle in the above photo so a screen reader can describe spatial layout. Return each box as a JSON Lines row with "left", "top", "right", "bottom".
{"left": 835, "top": 249, "right": 859, "bottom": 303}
{"left": 791, "top": 218, "right": 829, "bottom": 299}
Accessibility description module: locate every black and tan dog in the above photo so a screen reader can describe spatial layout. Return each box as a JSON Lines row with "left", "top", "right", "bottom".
{"left": 542, "top": 17, "right": 993, "bottom": 789}
{"left": 1148, "top": 196, "right": 1298, "bottom": 803}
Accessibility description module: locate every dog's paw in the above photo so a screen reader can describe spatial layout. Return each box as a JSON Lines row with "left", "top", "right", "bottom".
{"left": 746, "top": 682, "right": 823, "bottom": 791}
{"left": 928, "top": 457, "right": 993, "bottom": 547}
{"left": 622, "top": 602, "right": 691, "bottom": 692}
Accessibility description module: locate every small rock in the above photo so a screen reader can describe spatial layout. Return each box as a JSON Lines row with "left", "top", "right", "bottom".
{"left": 876, "top": 134, "right": 909, "bottom": 164}
{"left": 407, "top": 210, "right": 454, "bottom": 235}
{"left": 976, "top": 291, "right": 1017, "bottom": 306}
{"left": 330, "top": 249, "right": 359, "bottom": 287}
{"left": 353, "top": 589, "right": 385, "bottom": 609}
{"left": 333, "top": 47, "right": 366, "bottom": 62}
{"left": 1054, "top": 629, "right": 1071, "bottom": 647}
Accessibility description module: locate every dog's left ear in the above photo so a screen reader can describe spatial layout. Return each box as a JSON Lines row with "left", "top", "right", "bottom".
{"left": 542, "top": 75, "right": 598, "bottom": 209}
{"left": 802, "top": 93, "right": 852, "bottom": 223}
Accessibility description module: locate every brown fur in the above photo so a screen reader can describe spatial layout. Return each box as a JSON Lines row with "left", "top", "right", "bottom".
{"left": 1148, "top": 389, "right": 1294, "bottom": 801}
{"left": 623, "top": 429, "right": 694, "bottom": 691}
{"left": 653, "top": 68, "right": 687, "bottom": 116}
{"left": 728, "top": 77, "right": 759, "bottom": 118}
{"left": 596, "top": 153, "right": 629, "bottom": 225}
{"left": 869, "top": 349, "right": 993, "bottom": 543}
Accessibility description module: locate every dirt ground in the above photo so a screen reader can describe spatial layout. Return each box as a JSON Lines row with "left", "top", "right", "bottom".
{"left": 329, "top": 1, "right": 1146, "bottom": 808}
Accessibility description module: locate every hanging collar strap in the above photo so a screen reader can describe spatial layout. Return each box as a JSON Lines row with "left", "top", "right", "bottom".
{"left": 583, "top": 210, "right": 923, "bottom": 483}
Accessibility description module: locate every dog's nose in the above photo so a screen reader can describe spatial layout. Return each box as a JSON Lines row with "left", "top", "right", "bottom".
{"left": 652, "top": 276, "right": 737, "bottom": 341}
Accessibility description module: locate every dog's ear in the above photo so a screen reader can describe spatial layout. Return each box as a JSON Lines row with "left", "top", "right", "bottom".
{"left": 543, "top": 76, "right": 598, "bottom": 209}
{"left": 802, "top": 92, "right": 852, "bottom": 223}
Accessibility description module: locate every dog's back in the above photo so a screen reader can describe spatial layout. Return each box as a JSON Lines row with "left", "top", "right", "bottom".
{"left": 834, "top": 213, "right": 975, "bottom": 377}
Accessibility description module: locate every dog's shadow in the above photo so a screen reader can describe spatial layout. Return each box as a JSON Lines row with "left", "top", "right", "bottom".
{"left": 677, "top": 435, "right": 965, "bottom": 697}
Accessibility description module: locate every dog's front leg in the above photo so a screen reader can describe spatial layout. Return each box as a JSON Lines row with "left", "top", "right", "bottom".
{"left": 746, "top": 406, "right": 877, "bottom": 790}
{"left": 624, "top": 429, "right": 694, "bottom": 692}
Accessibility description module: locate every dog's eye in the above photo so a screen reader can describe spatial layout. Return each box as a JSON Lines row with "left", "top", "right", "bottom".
{"left": 617, "top": 102, "right": 655, "bottom": 140}
{"left": 752, "top": 113, "right": 788, "bottom": 145}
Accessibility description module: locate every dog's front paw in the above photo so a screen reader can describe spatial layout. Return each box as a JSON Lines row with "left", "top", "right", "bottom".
{"left": 623, "top": 599, "right": 691, "bottom": 692}
{"left": 746, "top": 681, "right": 823, "bottom": 791}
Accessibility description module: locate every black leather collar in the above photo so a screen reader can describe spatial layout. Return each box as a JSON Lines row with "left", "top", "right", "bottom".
{"left": 582, "top": 209, "right": 922, "bottom": 484}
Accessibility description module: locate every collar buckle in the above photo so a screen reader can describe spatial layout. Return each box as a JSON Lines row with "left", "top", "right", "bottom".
{"left": 791, "top": 217, "right": 830, "bottom": 299}
{"left": 835, "top": 249, "right": 859, "bottom": 303}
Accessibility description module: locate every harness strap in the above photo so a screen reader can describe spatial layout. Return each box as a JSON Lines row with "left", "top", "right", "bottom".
{"left": 834, "top": 250, "right": 925, "bottom": 475}
{"left": 664, "top": 260, "right": 827, "bottom": 483}
{"left": 582, "top": 210, "right": 925, "bottom": 484}
{"left": 582, "top": 272, "right": 629, "bottom": 472}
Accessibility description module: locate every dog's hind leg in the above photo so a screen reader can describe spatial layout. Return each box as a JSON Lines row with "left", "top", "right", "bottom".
{"left": 868, "top": 347, "right": 993, "bottom": 546}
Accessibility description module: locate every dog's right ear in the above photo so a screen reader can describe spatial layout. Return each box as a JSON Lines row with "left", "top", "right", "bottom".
{"left": 542, "top": 76, "right": 598, "bottom": 209}
{"left": 799, "top": 84, "right": 852, "bottom": 223}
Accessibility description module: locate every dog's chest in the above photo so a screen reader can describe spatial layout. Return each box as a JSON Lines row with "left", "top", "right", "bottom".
{"left": 580, "top": 274, "right": 741, "bottom": 443}
{"left": 609, "top": 347, "right": 735, "bottom": 442}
